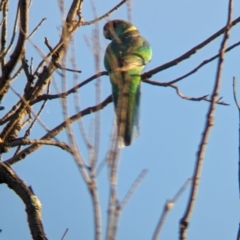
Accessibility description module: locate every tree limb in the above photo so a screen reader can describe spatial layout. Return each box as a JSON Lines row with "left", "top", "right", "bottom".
{"left": 0, "top": 162, "right": 47, "bottom": 240}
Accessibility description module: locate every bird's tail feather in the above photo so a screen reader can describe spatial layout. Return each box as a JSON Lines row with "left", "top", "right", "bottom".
{"left": 116, "top": 81, "right": 140, "bottom": 148}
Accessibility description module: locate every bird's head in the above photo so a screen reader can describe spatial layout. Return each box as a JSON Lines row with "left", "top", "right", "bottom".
{"left": 103, "top": 20, "right": 137, "bottom": 40}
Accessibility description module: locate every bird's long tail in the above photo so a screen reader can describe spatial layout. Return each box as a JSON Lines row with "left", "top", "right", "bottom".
{"left": 116, "top": 76, "right": 140, "bottom": 148}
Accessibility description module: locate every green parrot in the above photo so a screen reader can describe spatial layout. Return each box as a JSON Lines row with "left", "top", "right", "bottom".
{"left": 103, "top": 20, "right": 152, "bottom": 148}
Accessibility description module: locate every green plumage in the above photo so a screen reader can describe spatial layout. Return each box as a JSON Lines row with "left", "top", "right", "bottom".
{"left": 103, "top": 20, "right": 152, "bottom": 147}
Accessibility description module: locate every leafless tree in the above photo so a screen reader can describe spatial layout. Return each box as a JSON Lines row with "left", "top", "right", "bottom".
{"left": 0, "top": 0, "right": 239, "bottom": 239}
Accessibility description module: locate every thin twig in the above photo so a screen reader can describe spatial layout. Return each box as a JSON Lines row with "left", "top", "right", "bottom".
{"left": 153, "top": 179, "right": 191, "bottom": 240}
{"left": 233, "top": 77, "right": 240, "bottom": 109}
{"left": 1, "top": 0, "right": 8, "bottom": 69}
{"left": 81, "top": 0, "right": 127, "bottom": 26}
{"left": 169, "top": 84, "right": 229, "bottom": 105}
{"left": 0, "top": 1, "right": 19, "bottom": 60}
{"left": 60, "top": 43, "right": 91, "bottom": 190}
{"left": 54, "top": 62, "right": 82, "bottom": 73}
{"left": 120, "top": 169, "right": 148, "bottom": 210}
{"left": 89, "top": 8, "right": 102, "bottom": 170}
{"left": 143, "top": 80, "right": 229, "bottom": 106}
{"left": 179, "top": 1, "right": 233, "bottom": 239}
{"left": 0, "top": 0, "right": 28, "bottom": 102}
{"left": 31, "top": 71, "right": 108, "bottom": 104}
{"left": 60, "top": 228, "right": 69, "bottom": 240}
{"left": 44, "top": 37, "right": 53, "bottom": 52}
{"left": 9, "top": 65, "right": 23, "bottom": 82}
{"left": 126, "top": 0, "right": 132, "bottom": 22}
{"left": 232, "top": 77, "right": 240, "bottom": 198}
{"left": 0, "top": 100, "right": 22, "bottom": 125}
{"left": 167, "top": 40, "right": 240, "bottom": 85}
{"left": 27, "top": 17, "right": 46, "bottom": 39}
{"left": 70, "top": 38, "right": 92, "bottom": 150}
{"left": 15, "top": 80, "right": 50, "bottom": 156}
{"left": 9, "top": 85, "right": 54, "bottom": 138}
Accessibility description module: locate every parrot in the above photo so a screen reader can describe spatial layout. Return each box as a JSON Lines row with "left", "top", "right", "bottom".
{"left": 103, "top": 19, "right": 152, "bottom": 148}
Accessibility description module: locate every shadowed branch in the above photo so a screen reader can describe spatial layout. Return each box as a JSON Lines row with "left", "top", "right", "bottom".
{"left": 0, "top": 162, "right": 47, "bottom": 240}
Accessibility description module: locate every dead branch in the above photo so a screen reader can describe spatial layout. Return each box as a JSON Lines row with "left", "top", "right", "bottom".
{"left": 81, "top": 0, "right": 127, "bottom": 26}
{"left": 142, "top": 15, "right": 240, "bottom": 79}
{"left": 27, "top": 17, "right": 46, "bottom": 39}
{"left": 179, "top": 1, "right": 233, "bottom": 239}
{"left": 0, "top": 0, "right": 85, "bottom": 154}
{"left": 153, "top": 179, "right": 191, "bottom": 240}
{"left": 119, "top": 169, "right": 148, "bottom": 210}
{"left": 167, "top": 40, "right": 240, "bottom": 85}
{"left": 0, "top": 0, "right": 19, "bottom": 60}
{"left": 143, "top": 79, "right": 229, "bottom": 105}
{"left": 0, "top": 162, "right": 47, "bottom": 240}
{"left": 0, "top": 0, "right": 28, "bottom": 102}
{"left": 31, "top": 71, "right": 108, "bottom": 104}
{"left": 6, "top": 138, "right": 73, "bottom": 153}
{"left": 5, "top": 95, "right": 112, "bottom": 165}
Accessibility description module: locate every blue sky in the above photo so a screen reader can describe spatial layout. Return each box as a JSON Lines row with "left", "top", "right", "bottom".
{"left": 1, "top": 0, "right": 240, "bottom": 239}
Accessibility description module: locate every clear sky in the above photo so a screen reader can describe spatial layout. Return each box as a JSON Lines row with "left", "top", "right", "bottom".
{"left": 1, "top": 0, "right": 240, "bottom": 239}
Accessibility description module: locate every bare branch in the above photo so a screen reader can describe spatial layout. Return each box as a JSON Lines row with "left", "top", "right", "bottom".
{"left": 70, "top": 39, "right": 92, "bottom": 150}
{"left": 89, "top": 177, "right": 102, "bottom": 240}
{"left": 22, "top": 56, "right": 34, "bottom": 82}
{"left": 143, "top": 80, "right": 229, "bottom": 105}
{"left": 142, "top": 15, "right": 240, "bottom": 79}
{"left": 9, "top": 85, "right": 52, "bottom": 136}
{"left": 54, "top": 62, "right": 82, "bottom": 73}
{"left": 0, "top": 100, "right": 22, "bottom": 125}
{"left": 7, "top": 138, "right": 73, "bottom": 153}
{"left": 0, "top": 162, "right": 47, "bottom": 240}
{"left": 5, "top": 95, "right": 112, "bottom": 165}
{"left": 0, "top": 0, "right": 87, "bottom": 152}
{"left": 31, "top": 71, "right": 108, "bottom": 104}
{"left": 232, "top": 77, "right": 240, "bottom": 198}
{"left": 106, "top": 131, "right": 121, "bottom": 240}
{"left": 233, "top": 77, "right": 240, "bottom": 109}
{"left": 10, "top": 65, "right": 23, "bottom": 82}
{"left": 169, "top": 84, "right": 229, "bottom": 105}
{"left": 44, "top": 37, "right": 53, "bottom": 52}
{"left": 60, "top": 228, "right": 69, "bottom": 240}
{"left": 167, "top": 40, "right": 240, "bottom": 85}
{"left": 1, "top": 0, "right": 8, "bottom": 69}
{"left": 27, "top": 17, "right": 46, "bottom": 39}
{"left": 179, "top": 1, "right": 233, "bottom": 239}
{"left": 32, "top": 36, "right": 240, "bottom": 106}
{"left": 0, "top": 0, "right": 28, "bottom": 101}
{"left": 81, "top": 0, "right": 127, "bottom": 26}
{"left": 120, "top": 169, "right": 148, "bottom": 210}
{"left": 0, "top": 0, "right": 19, "bottom": 59}
{"left": 44, "top": 37, "right": 82, "bottom": 73}
{"left": 34, "top": 32, "right": 239, "bottom": 106}
{"left": 153, "top": 179, "right": 191, "bottom": 240}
